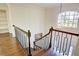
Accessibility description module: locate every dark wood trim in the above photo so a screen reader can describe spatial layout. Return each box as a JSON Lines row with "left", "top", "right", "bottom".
{"left": 13, "top": 25, "right": 28, "bottom": 34}
{"left": 27, "top": 30, "right": 32, "bottom": 56}
{"left": 48, "top": 27, "right": 53, "bottom": 48}
{"left": 53, "top": 29, "right": 79, "bottom": 36}
{"left": 34, "top": 31, "right": 50, "bottom": 43}
{"left": 34, "top": 44, "right": 42, "bottom": 49}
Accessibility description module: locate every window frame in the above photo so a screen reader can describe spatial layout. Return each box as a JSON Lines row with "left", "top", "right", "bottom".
{"left": 57, "top": 11, "right": 79, "bottom": 28}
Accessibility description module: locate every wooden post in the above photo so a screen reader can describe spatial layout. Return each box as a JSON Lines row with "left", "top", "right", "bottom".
{"left": 49, "top": 27, "right": 53, "bottom": 48}
{"left": 28, "top": 30, "right": 32, "bottom": 56}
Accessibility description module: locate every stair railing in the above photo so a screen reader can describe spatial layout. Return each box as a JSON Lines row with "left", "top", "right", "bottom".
{"left": 33, "top": 27, "right": 79, "bottom": 56}
{"left": 52, "top": 29, "right": 79, "bottom": 56}
{"left": 34, "top": 27, "right": 53, "bottom": 50}
{"left": 13, "top": 25, "right": 79, "bottom": 56}
{"left": 13, "top": 25, "right": 32, "bottom": 56}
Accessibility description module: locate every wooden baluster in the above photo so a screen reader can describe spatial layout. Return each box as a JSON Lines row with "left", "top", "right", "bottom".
{"left": 22, "top": 32, "right": 24, "bottom": 48}
{"left": 56, "top": 32, "right": 60, "bottom": 51}
{"left": 19, "top": 31, "right": 22, "bottom": 46}
{"left": 22, "top": 33, "right": 25, "bottom": 48}
{"left": 17, "top": 30, "right": 19, "bottom": 40}
{"left": 67, "top": 35, "right": 72, "bottom": 56}
{"left": 14, "top": 28, "right": 16, "bottom": 37}
{"left": 53, "top": 31, "right": 56, "bottom": 50}
{"left": 55, "top": 32, "right": 58, "bottom": 51}
{"left": 58, "top": 33, "right": 60, "bottom": 50}
{"left": 15, "top": 28, "right": 17, "bottom": 40}
{"left": 59, "top": 33, "right": 63, "bottom": 53}
{"left": 64, "top": 34, "right": 68, "bottom": 55}
{"left": 62, "top": 33, "right": 66, "bottom": 55}
{"left": 16, "top": 29, "right": 19, "bottom": 41}
{"left": 24, "top": 34, "right": 26, "bottom": 48}
{"left": 20, "top": 32, "right": 22, "bottom": 45}
{"left": 63, "top": 34, "right": 68, "bottom": 55}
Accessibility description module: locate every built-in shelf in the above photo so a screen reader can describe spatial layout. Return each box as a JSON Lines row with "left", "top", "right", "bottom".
{"left": 0, "top": 29, "right": 9, "bottom": 33}
{"left": 0, "top": 22, "right": 8, "bottom": 24}
{"left": 0, "top": 10, "right": 8, "bottom": 33}
{"left": 0, "top": 27, "right": 8, "bottom": 30}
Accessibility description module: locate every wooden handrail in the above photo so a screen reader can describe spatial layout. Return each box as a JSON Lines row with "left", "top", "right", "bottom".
{"left": 34, "top": 44, "right": 42, "bottom": 49}
{"left": 53, "top": 29, "right": 79, "bottom": 36}
{"left": 13, "top": 25, "right": 28, "bottom": 35}
{"left": 34, "top": 27, "right": 79, "bottom": 50}
{"left": 34, "top": 30, "right": 51, "bottom": 43}
{"left": 34, "top": 27, "right": 79, "bottom": 43}
{"left": 34, "top": 27, "right": 53, "bottom": 49}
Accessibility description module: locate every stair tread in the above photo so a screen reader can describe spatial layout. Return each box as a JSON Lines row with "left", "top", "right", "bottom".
{"left": 32, "top": 49, "right": 47, "bottom": 56}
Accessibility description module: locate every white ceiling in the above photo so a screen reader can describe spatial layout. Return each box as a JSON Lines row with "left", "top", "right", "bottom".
{"left": 29, "top": 3, "right": 60, "bottom": 7}
{"left": 31, "top": 3, "right": 79, "bottom": 7}
{"left": 1, "top": 3, "right": 79, "bottom": 8}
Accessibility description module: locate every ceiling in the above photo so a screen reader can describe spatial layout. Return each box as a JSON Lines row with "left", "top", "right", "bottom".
{"left": 0, "top": 3, "right": 79, "bottom": 8}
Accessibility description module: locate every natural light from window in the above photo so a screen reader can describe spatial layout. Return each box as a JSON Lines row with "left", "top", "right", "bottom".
{"left": 58, "top": 11, "right": 79, "bottom": 28}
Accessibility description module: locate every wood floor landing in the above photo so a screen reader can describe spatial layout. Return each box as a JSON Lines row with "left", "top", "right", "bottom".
{"left": 0, "top": 33, "right": 49, "bottom": 56}
{"left": 0, "top": 33, "right": 10, "bottom": 37}
{"left": 0, "top": 33, "right": 27, "bottom": 56}
{"left": 32, "top": 49, "right": 48, "bottom": 56}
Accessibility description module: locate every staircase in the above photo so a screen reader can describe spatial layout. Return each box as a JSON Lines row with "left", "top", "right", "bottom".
{"left": 13, "top": 25, "right": 79, "bottom": 56}
{"left": 33, "top": 27, "right": 79, "bottom": 56}
{"left": 32, "top": 49, "right": 48, "bottom": 56}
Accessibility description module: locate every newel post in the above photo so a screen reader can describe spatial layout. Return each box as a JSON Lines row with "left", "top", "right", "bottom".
{"left": 28, "top": 30, "right": 32, "bottom": 56}
{"left": 49, "top": 27, "right": 53, "bottom": 48}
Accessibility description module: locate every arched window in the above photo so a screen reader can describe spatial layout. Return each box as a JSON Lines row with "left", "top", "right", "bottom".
{"left": 58, "top": 11, "right": 79, "bottom": 28}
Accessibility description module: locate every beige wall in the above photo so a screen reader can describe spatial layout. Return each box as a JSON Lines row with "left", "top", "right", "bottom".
{"left": 7, "top": 4, "right": 46, "bottom": 47}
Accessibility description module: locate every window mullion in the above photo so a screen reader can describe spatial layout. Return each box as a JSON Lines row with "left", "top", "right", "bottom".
{"left": 58, "top": 11, "right": 78, "bottom": 28}
{"left": 72, "top": 12, "right": 75, "bottom": 27}
{"left": 67, "top": 12, "right": 70, "bottom": 27}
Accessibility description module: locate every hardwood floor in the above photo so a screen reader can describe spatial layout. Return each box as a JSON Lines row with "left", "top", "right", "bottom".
{"left": 0, "top": 33, "right": 27, "bottom": 56}
{"left": 32, "top": 49, "right": 48, "bottom": 56}
{"left": 0, "top": 33, "right": 49, "bottom": 56}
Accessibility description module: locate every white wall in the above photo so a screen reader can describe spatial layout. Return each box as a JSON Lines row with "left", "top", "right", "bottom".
{"left": 45, "top": 4, "right": 79, "bottom": 33}
{"left": 45, "top": 6, "right": 60, "bottom": 32}
{"left": 0, "top": 3, "right": 79, "bottom": 54}
{"left": 7, "top": 4, "right": 46, "bottom": 47}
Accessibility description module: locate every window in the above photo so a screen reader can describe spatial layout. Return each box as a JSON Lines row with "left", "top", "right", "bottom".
{"left": 58, "top": 11, "right": 79, "bottom": 28}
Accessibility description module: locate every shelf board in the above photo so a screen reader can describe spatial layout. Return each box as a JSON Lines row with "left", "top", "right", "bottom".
{"left": 0, "top": 30, "right": 9, "bottom": 33}
{"left": 0, "top": 27, "right": 8, "bottom": 30}
{"left": 0, "top": 23, "right": 8, "bottom": 26}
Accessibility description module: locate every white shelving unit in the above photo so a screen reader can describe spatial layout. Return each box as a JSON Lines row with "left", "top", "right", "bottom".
{"left": 0, "top": 10, "right": 9, "bottom": 33}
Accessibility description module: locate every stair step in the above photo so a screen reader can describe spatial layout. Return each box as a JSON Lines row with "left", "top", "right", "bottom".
{"left": 32, "top": 49, "right": 47, "bottom": 56}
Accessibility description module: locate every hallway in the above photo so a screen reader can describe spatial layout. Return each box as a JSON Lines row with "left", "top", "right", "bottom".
{"left": 0, "top": 33, "right": 27, "bottom": 56}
